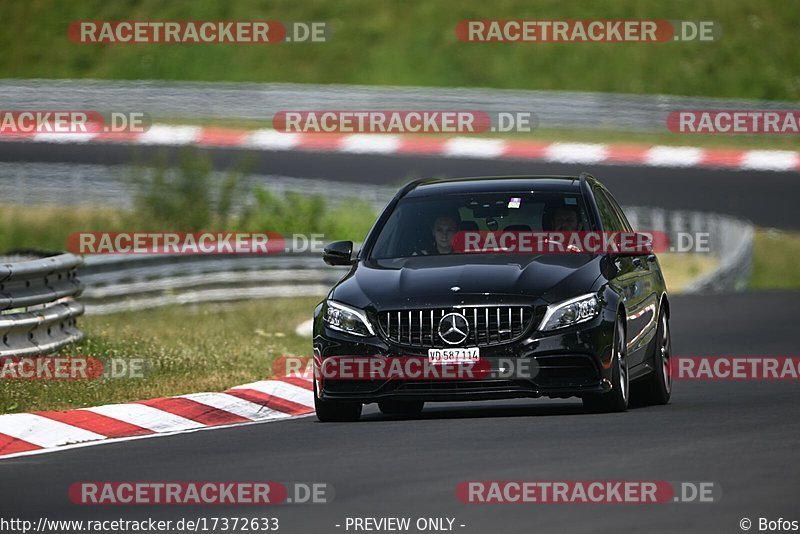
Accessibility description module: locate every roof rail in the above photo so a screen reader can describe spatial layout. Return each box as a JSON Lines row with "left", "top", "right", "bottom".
{"left": 578, "top": 172, "right": 595, "bottom": 184}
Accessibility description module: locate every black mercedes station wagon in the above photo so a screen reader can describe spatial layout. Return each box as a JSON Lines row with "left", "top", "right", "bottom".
{"left": 312, "top": 174, "right": 672, "bottom": 421}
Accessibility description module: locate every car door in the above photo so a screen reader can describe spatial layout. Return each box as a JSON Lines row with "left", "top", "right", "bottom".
{"left": 592, "top": 186, "right": 654, "bottom": 369}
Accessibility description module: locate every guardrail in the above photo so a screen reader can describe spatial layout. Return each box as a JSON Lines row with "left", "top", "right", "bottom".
{"left": 79, "top": 252, "right": 348, "bottom": 315}
{"left": 1, "top": 79, "right": 797, "bottom": 133}
{"left": 682, "top": 215, "right": 754, "bottom": 293}
{"left": 624, "top": 207, "right": 754, "bottom": 293}
{"left": 0, "top": 253, "right": 85, "bottom": 357}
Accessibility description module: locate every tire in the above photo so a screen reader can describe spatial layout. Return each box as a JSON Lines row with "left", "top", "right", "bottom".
{"left": 583, "top": 318, "right": 629, "bottom": 413}
{"left": 378, "top": 400, "right": 425, "bottom": 416}
{"left": 635, "top": 309, "right": 672, "bottom": 405}
{"left": 314, "top": 379, "right": 362, "bottom": 422}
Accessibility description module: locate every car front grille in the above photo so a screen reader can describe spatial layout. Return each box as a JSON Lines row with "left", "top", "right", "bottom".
{"left": 378, "top": 305, "right": 534, "bottom": 348}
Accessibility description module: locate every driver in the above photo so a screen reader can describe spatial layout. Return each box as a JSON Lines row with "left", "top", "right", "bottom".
{"left": 416, "top": 213, "right": 460, "bottom": 255}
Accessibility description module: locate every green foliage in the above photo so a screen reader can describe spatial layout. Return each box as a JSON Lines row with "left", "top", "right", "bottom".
{"left": 238, "top": 188, "right": 327, "bottom": 235}
{"left": 1, "top": 150, "right": 377, "bottom": 253}
{"left": 236, "top": 188, "right": 375, "bottom": 240}
{"left": 131, "top": 150, "right": 229, "bottom": 231}
{"left": 321, "top": 197, "right": 377, "bottom": 242}
{"left": 0, "top": 0, "right": 798, "bottom": 100}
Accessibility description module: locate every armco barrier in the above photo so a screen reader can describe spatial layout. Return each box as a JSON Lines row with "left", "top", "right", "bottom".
{"left": 624, "top": 207, "right": 754, "bottom": 293}
{"left": 682, "top": 216, "right": 754, "bottom": 293}
{"left": 0, "top": 253, "right": 85, "bottom": 357}
{"left": 78, "top": 252, "right": 349, "bottom": 315}
{"left": 1, "top": 79, "right": 797, "bottom": 133}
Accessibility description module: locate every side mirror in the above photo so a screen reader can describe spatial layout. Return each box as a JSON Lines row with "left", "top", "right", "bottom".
{"left": 613, "top": 232, "right": 654, "bottom": 256}
{"left": 323, "top": 241, "right": 354, "bottom": 266}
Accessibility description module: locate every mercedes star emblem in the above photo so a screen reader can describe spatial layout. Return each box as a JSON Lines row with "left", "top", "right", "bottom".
{"left": 438, "top": 312, "right": 470, "bottom": 345}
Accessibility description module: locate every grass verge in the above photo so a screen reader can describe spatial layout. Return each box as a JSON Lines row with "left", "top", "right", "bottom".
{"left": 1, "top": 297, "right": 319, "bottom": 414}
{"left": 657, "top": 253, "right": 719, "bottom": 293}
{"left": 750, "top": 229, "right": 800, "bottom": 289}
{"left": 2, "top": 0, "right": 798, "bottom": 100}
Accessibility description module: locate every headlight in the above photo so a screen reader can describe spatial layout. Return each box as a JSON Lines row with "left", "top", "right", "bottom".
{"left": 323, "top": 300, "right": 375, "bottom": 337}
{"left": 539, "top": 293, "right": 601, "bottom": 331}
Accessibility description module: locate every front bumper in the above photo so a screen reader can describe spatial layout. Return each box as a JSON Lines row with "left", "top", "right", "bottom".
{"left": 313, "top": 311, "right": 617, "bottom": 403}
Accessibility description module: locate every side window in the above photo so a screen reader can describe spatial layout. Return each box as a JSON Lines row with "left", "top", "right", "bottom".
{"left": 592, "top": 187, "right": 623, "bottom": 231}
{"left": 602, "top": 189, "right": 633, "bottom": 232}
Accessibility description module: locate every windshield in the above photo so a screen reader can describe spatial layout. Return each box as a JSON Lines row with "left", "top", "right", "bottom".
{"left": 369, "top": 190, "right": 593, "bottom": 260}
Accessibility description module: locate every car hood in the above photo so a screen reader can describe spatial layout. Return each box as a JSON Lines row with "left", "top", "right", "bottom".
{"left": 330, "top": 254, "right": 604, "bottom": 310}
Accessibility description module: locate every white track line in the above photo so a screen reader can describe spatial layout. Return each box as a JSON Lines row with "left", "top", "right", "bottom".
{"left": 33, "top": 132, "right": 99, "bottom": 143}
{"left": 84, "top": 403, "right": 204, "bottom": 432}
{"left": 229, "top": 379, "right": 315, "bottom": 407}
{"left": 443, "top": 138, "right": 506, "bottom": 158}
{"left": 0, "top": 413, "right": 106, "bottom": 447}
{"left": 179, "top": 392, "right": 289, "bottom": 421}
{"left": 545, "top": 143, "right": 609, "bottom": 164}
{"left": 246, "top": 129, "right": 299, "bottom": 150}
{"left": 645, "top": 146, "right": 703, "bottom": 167}
{"left": 340, "top": 134, "right": 401, "bottom": 154}
{"left": 741, "top": 150, "right": 799, "bottom": 171}
{"left": 137, "top": 125, "right": 201, "bottom": 145}
{"left": 3, "top": 123, "right": 800, "bottom": 173}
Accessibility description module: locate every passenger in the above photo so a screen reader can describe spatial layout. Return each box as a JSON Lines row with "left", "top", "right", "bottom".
{"left": 550, "top": 206, "right": 580, "bottom": 231}
{"left": 543, "top": 204, "right": 582, "bottom": 253}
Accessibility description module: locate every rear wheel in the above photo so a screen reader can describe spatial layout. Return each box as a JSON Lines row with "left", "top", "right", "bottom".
{"left": 583, "top": 319, "right": 629, "bottom": 413}
{"left": 636, "top": 310, "right": 672, "bottom": 405}
{"left": 378, "top": 400, "right": 425, "bottom": 416}
{"left": 314, "top": 378, "right": 362, "bottom": 422}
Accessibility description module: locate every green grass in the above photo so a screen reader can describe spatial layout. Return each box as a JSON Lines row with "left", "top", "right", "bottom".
{"left": 0, "top": 298, "right": 319, "bottom": 413}
{"left": 750, "top": 229, "right": 800, "bottom": 289}
{"left": 0, "top": 200, "right": 376, "bottom": 254}
{"left": 1, "top": 0, "right": 798, "bottom": 100}
{"left": 656, "top": 253, "right": 719, "bottom": 293}
{"left": 0, "top": 204, "right": 127, "bottom": 253}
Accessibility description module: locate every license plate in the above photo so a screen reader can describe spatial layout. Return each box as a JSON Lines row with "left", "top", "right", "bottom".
{"left": 427, "top": 347, "right": 480, "bottom": 364}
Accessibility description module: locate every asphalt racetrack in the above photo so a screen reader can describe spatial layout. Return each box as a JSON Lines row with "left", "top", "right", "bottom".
{"left": 1, "top": 140, "right": 798, "bottom": 533}
{"left": 0, "top": 141, "right": 797, "bottom": 229}
{"left": 1, "top": 291, "right": 798, "bottom": 534}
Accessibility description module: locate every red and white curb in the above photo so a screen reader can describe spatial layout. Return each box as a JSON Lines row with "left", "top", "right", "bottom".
{"left": 0, "top": 374, "right": 315, "bottom": 460}
{"left": 1, "top": 124, "right": 798, "bottom": 172}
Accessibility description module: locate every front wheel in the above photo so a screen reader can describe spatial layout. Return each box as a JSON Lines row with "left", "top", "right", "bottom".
{"left": 583, "top": 319, "right": 629, "bottom": 413}
{"left": 314, "top": 379, "right": 362, "bottom": 422}
{"left": 636, "top": 309, "right": 672, "bottom": 405}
